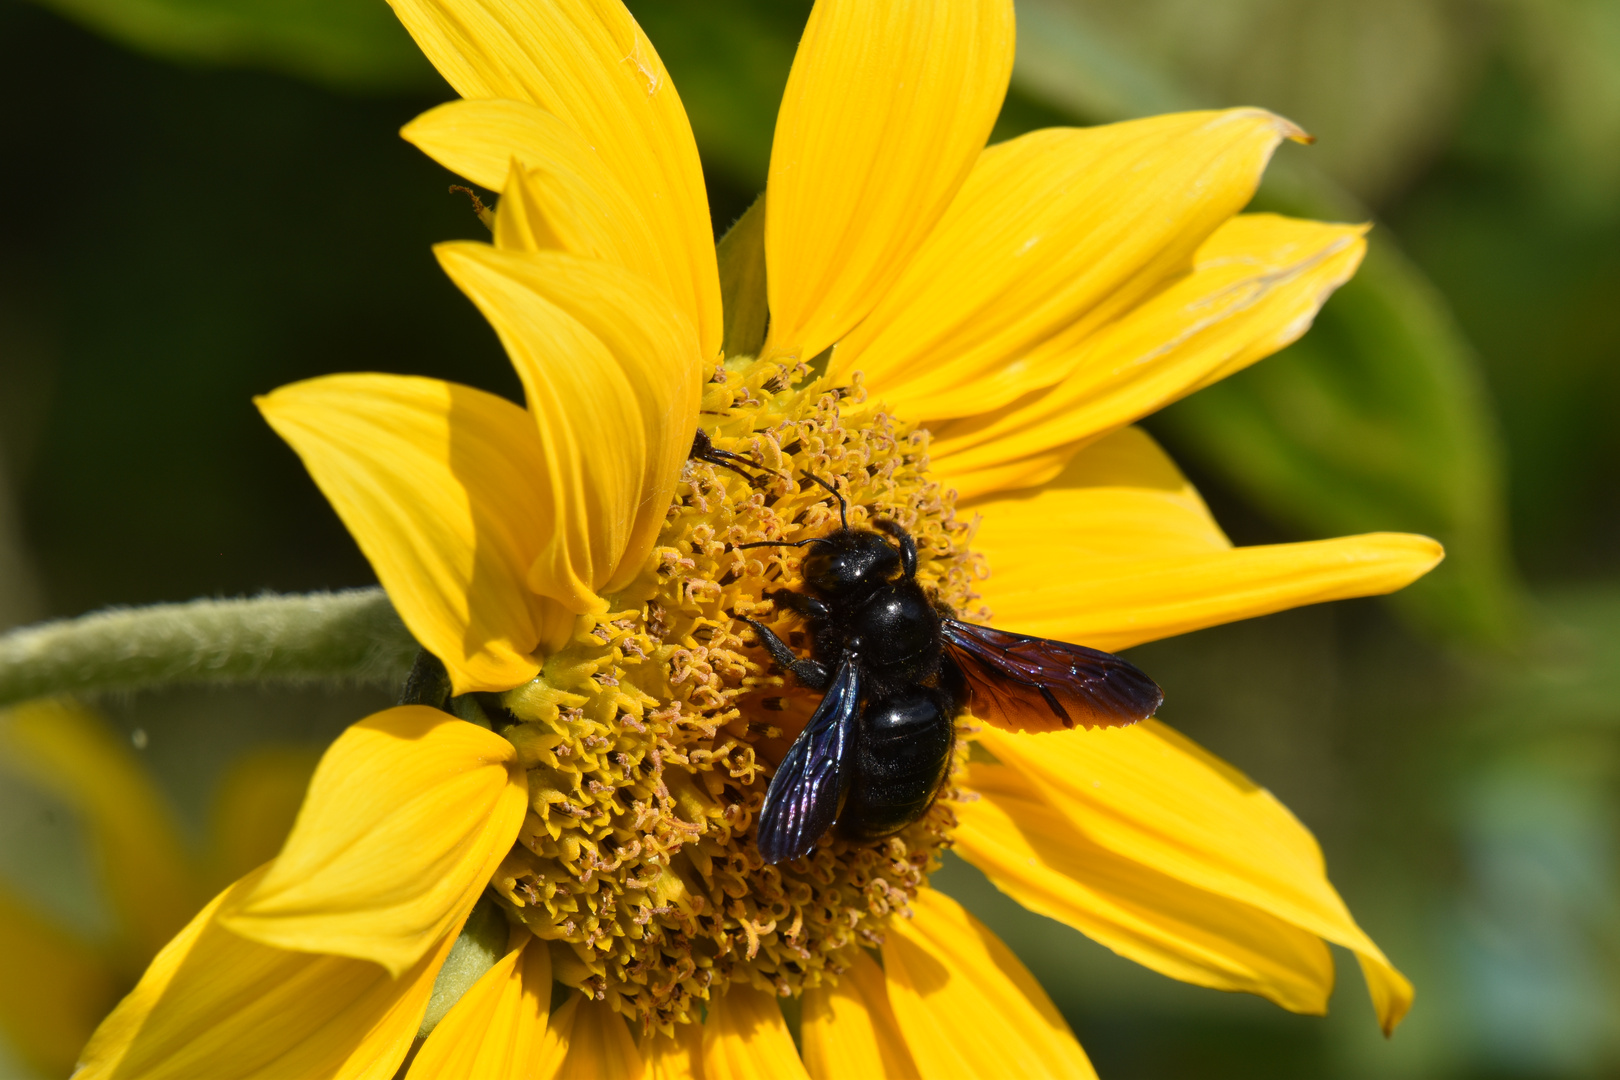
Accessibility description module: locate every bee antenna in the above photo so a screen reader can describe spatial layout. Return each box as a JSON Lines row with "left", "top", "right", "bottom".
{"left": 735, "top": 538, "right": 833, "bottom": 551}
{"left": 801, "top": 472, "right": 849, "bottom": 529}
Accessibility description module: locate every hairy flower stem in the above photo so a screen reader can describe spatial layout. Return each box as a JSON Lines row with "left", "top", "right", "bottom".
{"left": 0, "top": 588, "right": 418, "bottom": 707}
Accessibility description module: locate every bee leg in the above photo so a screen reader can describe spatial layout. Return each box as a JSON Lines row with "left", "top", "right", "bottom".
{"left": 742, "top": 617, "right": 832, "bottom": 691}
{"left": 763, "top": 588, "right": 830, "bottom": 622}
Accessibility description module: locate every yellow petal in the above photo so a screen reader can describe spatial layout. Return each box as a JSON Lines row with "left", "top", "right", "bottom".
{"left": 702, "top": 985, "right": 808, "bottom": 1080}
{"left": 0, "top": 889, "right": 116, "bottom": 1076}
{"left": 762, "top": 0, "right": 1015, "bottom": 362}
{"left": 801, "top": 949, "right": 920, "bottom": 1080}
{"left": 434, "top": 243, "right": 703, "bottom": 598}
{"left": 955, "top": 762, "right": 1333, "bottom": 1014}
{"left": 407, "top": 931, "right": 551, "bottom": 1079}
{"left": 77, "top": 865, "right": 457, "bottom": 1080}
{"left": 970, "top": 427, "right": 1444, "bottom": 651}
{"left": 2, "top": 700, "right": 198, "bottom": 962}
{"left": 257, "top": 374, "right": 557, "bottom": 694}
{"left": 401, "top": 98, "right": 593, "bottom": 194}
{"left": 221, "top": 707, "right": 527, "bottom": 977}
{"left": 642, "top": 1018, "right": 703, "bottom": 1080}
{"left": 401, "top": 100, "right": 693, "bottom": 334}
{"left": 883, "top": 889, "right": 1095, "bottom": 1079}
{"left": 209, "top": 747, "right": 321, "bottom": 891}
{"left": 982, "top": 722, "right": 1413, "bottom": 1034}
{"left": 928, "top": 214, "right": 1367, "bottom": 490}
{"left": 837, "top": 112, "right": 1308, "bottom": 416}
{"left": 530, "top": 993, "right": 575, "bottom": 1078}
{"left": 388, "top": 0, "right": 721, "bottom": 358}
{"left": 539, "top": 995, "right": 643, "bottom": 1080}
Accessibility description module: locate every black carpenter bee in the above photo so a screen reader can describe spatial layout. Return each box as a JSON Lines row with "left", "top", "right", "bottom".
{"left": 732, "top": 474, "right": 1165, "bottom": 865}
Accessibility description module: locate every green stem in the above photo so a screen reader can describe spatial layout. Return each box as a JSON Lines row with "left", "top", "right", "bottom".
{"left": 0, "top": 588, "right": 419, "bottom": 707}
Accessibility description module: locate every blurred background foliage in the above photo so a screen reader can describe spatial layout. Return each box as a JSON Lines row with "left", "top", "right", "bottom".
{"left": 1, "top": 0, "right": 1618, "bottom": 1076}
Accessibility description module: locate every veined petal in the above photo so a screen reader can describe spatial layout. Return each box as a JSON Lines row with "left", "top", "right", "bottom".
{"left": 76, "top": 866, "right": 456, "bottom": 1080}
{"left": 221, "top": 707, "right": 528, "bottom": 978}
{"left": 0, "top": 889, "right": 116, "bottom": 1076}
{"left": 387, "top": 0, "right": 721, "bottom": 357}
{"left": 434, "top": 244, "right": 703, "bottom": 598}
{"left": 402, "top": 98, "right": 580, "bottom": 192}
{"left": 2, "top": 700, "right": 197, "bottom": 961}
{"left": 208, "top": 748, "right": 320, "bottom": 891}
{"left": 883, "top": 889, "right": 1095, "bottom": 1079}
{"left": 702, "top": 985, "right": 809, "bottom": 1080}
{"left": 542, "top": 994, "right": 644, "bottom": 1080}
{"left": 982, "top": 722, "right": 1414, "bottom": 1034}
{"left": 956, "top": 763, "right": 1334, "bottom": 1014}
{"left": 801, "top": 949, "right": 920, "bottom": 1080}
{"left": 531, "top": 993, "right": 575, "bottom": 1078}
{"left": 970, "top": 427, "right": 1443, "bottom": 651}
{"left": 401, "top": 100, "right": 689, "bottom": 328}
{"left": 929, "top": 214, "right": 1367, "bottom": 491}
{"left": 642, "top": 1017, "right": 703, "bottom": 1079}
{"left": 839, "top": 112, "right": 1308, "bottom": 415}
{"left": 762, "top": 0, "right": 1014, "bottom": 362}
{"left": 257, "top": 373, "right": 556, "bottom": 694}
{"left": 407, "top": 931, "right": 551, "bottom": 1079}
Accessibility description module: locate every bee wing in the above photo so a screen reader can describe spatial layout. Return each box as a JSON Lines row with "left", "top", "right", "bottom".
{"left": 941, "top": 619, "right": 1163, "bottom": 734}
{"left": 757, "top": 655, "right": 861, "bottom": 864}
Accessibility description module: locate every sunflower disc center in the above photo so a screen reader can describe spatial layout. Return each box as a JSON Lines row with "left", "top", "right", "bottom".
{"left": 488, "top": 358, "right": 985, "bottom": 1033}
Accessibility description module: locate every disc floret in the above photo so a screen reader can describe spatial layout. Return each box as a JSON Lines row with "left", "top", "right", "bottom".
{"left": 486, "top": 358, "right": 985, "bottom": 1031}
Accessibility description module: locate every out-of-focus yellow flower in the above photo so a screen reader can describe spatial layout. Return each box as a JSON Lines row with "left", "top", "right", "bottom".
{"left": 0, "top": 700, "right": 314, "bottom": 1078}
{"left": 74, "top": 0, "right": 1441, "bottom": 1076}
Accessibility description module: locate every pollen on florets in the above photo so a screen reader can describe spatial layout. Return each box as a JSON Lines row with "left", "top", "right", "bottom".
{"left": 486, "top": 357, "right": 988, "bottom": 1033}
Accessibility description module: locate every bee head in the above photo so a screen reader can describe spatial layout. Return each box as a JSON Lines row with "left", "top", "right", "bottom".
{"left": 800, "top": 528, "right": 904, "bottom": 599}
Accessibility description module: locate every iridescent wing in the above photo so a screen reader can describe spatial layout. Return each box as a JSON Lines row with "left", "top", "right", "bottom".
{"left": 757, "top": 655, "right": 861, "bottom": 864}
{"left": 941, "top": 620, "right": 1163, "bottom": 734}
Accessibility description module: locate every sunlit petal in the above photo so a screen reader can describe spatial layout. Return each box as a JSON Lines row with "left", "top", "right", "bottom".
{"left": 703, "top": 984, "right": 809, "bottom": 1080}
{"left": 929, "top": 214, "right": 1367, "bottom": 490}
{"left": 406, "top": 931, "right": 551, "bottom": 1079}
{"left": 2, "top": 700, "right": 197, "bottom": 960}
{"left": 540, "top": 994, "right": 644, "bottom": 1080}
{"left": 983, "top": 722, "right": 1413, "bottom": 1034}
{"left": 76, "top": 866, "right": 455, "bottom": 1080}
{"left": 956, "top": 762, "right": 1334, "bottom": 1014}
{"left": 402, "top": 100, "right": 691, "bottom": 330}
{"left": 763, "top": 0, "right": 1014, "bottom": 362}
{"left": 970, "top": 427, "right": 1443, "bottom": 650}
{"left": 642, "top": 1017, "right": 703, "bottom": 1080}
{"left": 801, "top": 949, "right": 919, "bottom": 1080}
{"left": 883, "top": 889, "right": 1095, "bottom": 1079}
{"left": 257, "top": 374, "right": 557, "bottom": 694}
{"left": 221, "top": 707, "right": 527, "bottom": 977}
{"left": 839, "top": 112, "right": 1308, "bottom": 416}
{"left": 388, "top": 0, "right": 721, "bottom": 356}
{"left": 434, "top": 244, "right": 703, "bottom": 599}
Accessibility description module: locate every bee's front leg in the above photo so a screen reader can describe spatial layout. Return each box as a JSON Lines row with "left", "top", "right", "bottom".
{"left": 741, "top": 617, "right": 832, "bottom": 691}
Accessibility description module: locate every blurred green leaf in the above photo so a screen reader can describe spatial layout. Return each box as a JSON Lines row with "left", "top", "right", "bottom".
{"left": 26, "top": 0, "right": 437, "bottom": 91}
{"left": 1491, "top": 0, "right": 1620, "bottom": 217}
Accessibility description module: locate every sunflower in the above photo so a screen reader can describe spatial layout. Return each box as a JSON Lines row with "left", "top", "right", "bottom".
{"left": 74, "top": 0, "right": 1442, "bottom": 1076}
